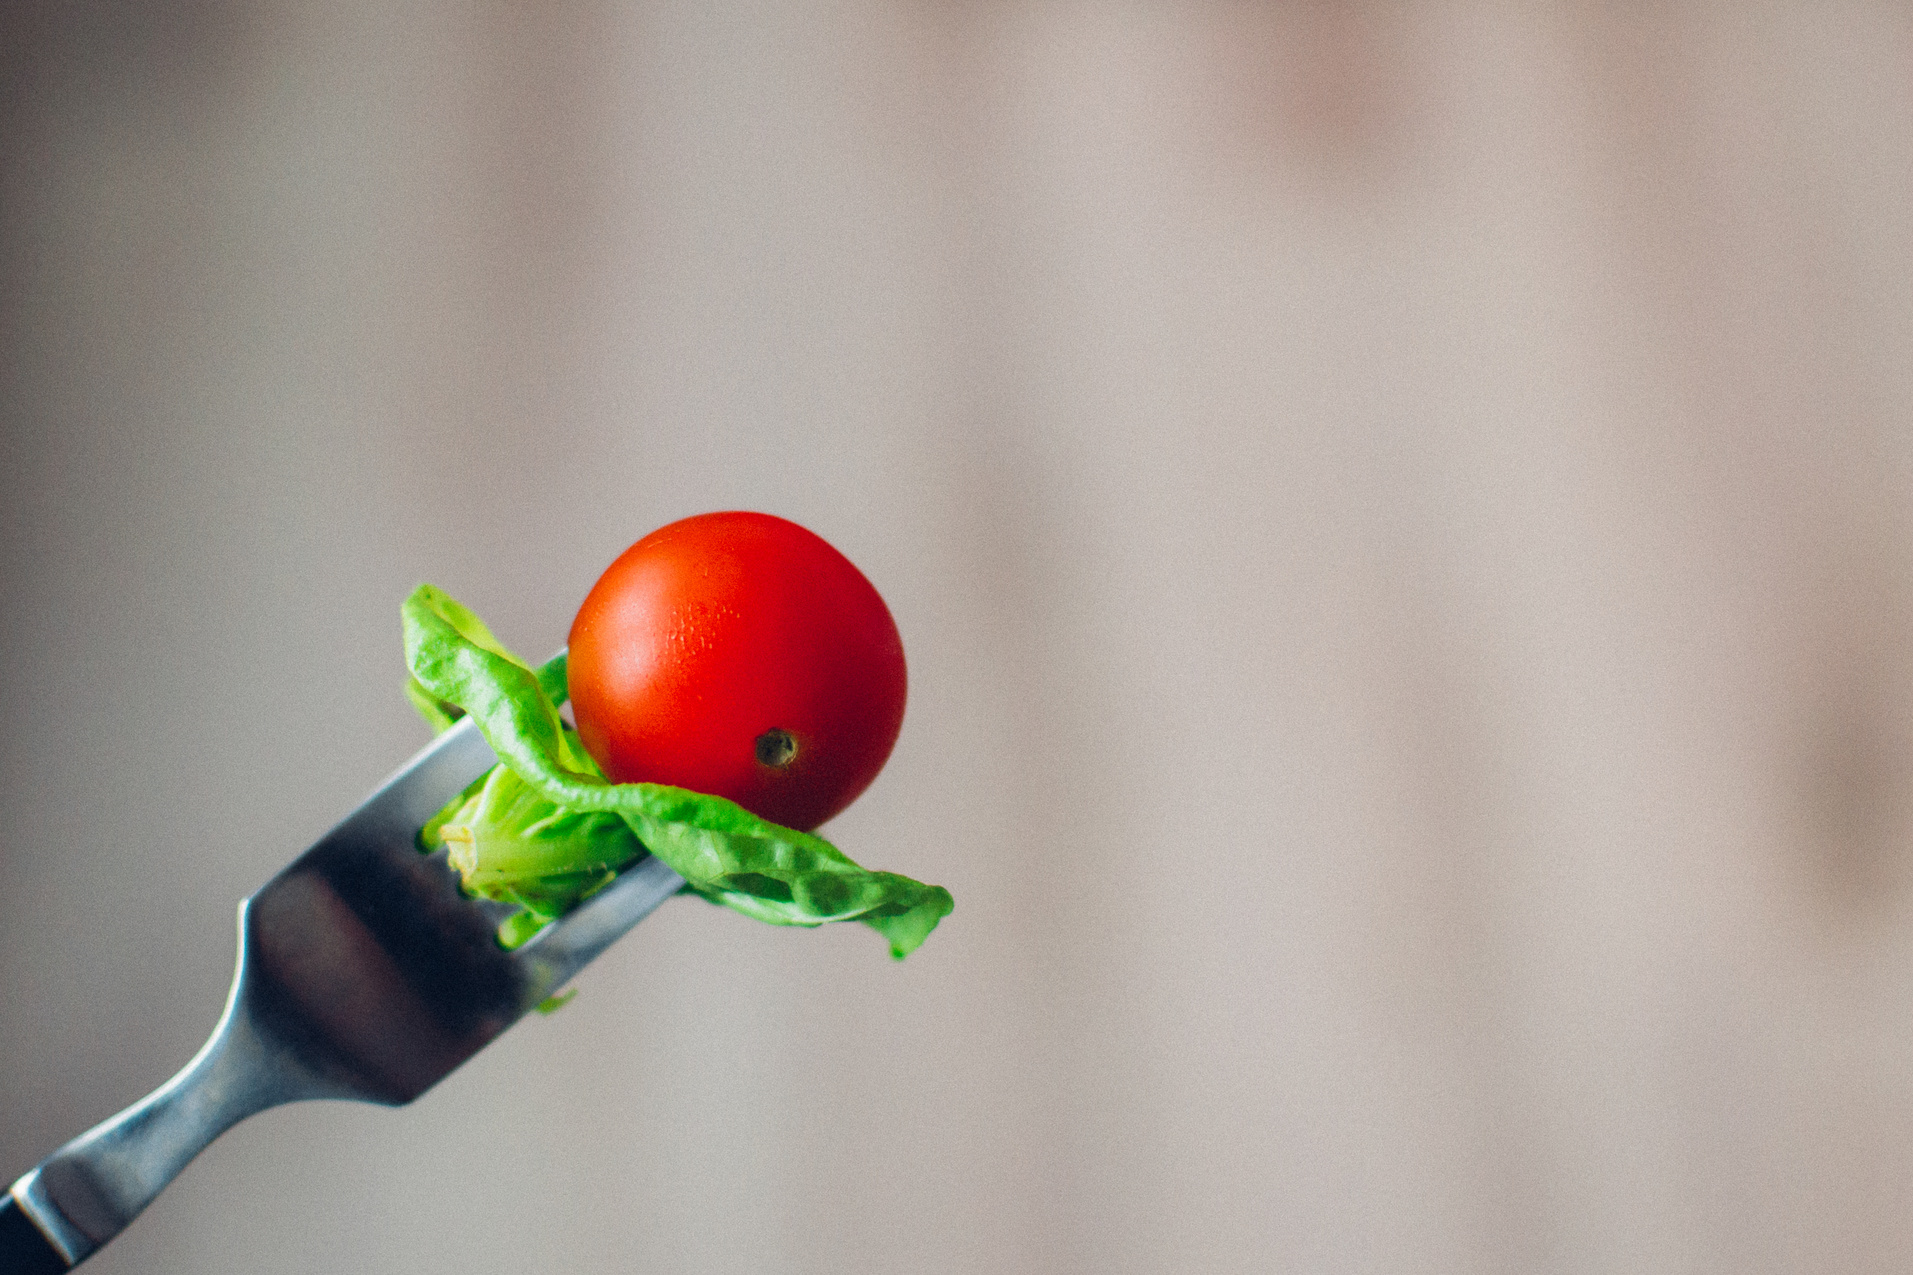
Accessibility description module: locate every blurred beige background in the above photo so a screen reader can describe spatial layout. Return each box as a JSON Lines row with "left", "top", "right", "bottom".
{"left": 6, "top": 2, "right": 1913, "bottom": 1272}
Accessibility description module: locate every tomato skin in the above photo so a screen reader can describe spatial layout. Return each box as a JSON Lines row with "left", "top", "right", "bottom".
{"left": 567, "top": 512, "right": 907, "bottom": 832}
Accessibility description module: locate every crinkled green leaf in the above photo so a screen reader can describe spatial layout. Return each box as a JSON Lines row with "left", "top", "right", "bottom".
{"left": 405, "top": 677, "right": 464, "bottom": 733}
{"left": 408, "top": 640, "right": 570, "bottom": 736}
{"left": 435, "top": 759, "right": 639, "bottom": 914}
{"left": 403, "top": 584, "right": 952, "bottom": 957}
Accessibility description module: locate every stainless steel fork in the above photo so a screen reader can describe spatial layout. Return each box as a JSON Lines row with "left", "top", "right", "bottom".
{"left": 1, "top": 715, "right": 685, "bottom": 1272}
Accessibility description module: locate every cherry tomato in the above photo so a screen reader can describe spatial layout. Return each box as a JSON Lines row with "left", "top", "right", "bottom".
{"left": 567, "top": 511, "right": 907, "bottom": 831}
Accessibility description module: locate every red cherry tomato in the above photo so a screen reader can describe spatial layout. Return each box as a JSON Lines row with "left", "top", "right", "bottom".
{"left": 566, "top": 511, "right": 907, "bottom": 831}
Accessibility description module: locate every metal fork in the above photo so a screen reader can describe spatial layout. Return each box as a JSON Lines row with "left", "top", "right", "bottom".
{"left": 1, "top": 715, "right": 685, "bottom": 1272}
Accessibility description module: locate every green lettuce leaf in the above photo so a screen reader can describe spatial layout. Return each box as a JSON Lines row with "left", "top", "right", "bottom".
{"left": 403, "top": 584, "right": 952, "bottom": 958}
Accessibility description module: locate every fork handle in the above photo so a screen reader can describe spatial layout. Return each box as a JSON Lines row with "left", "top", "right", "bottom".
{"left": 0, "top": 1193, "right": 69, "bottom": 1274}
{"left": 4, "top": 1004, "right": 275, "bottom": 1269}
{"left": 4, "top": 903, "right": 341, "bottom": 1269}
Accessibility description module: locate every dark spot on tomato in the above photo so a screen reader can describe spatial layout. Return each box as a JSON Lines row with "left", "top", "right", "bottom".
{"left": 755, "top": 728, "right": 798, "bottom": 767}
